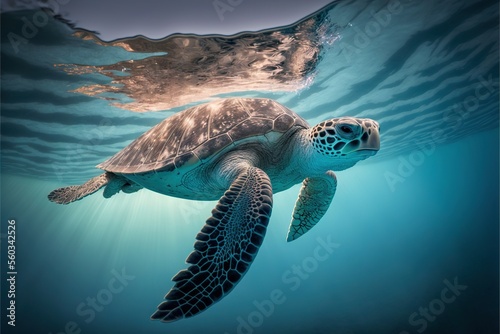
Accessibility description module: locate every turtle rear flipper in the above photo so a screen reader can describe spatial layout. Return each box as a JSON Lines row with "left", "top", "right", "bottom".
{"left": 48, "top": 172, "right": 112, "bottom": 204}
{"left": 151, "top": 167, "right": 273, "bottom": 322}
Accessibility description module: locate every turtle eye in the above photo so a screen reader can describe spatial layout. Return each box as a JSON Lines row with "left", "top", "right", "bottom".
{"left": 340, "top": 126, "right": 352, "bottom": 134}
{"left": 336, "top": 123, "right": 360, "bottom": 139}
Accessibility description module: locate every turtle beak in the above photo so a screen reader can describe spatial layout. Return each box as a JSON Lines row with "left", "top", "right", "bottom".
{"left": 357, "top": 121, "right": 380, "bottom": 153}
{"left": 358, "top": 131, "right": 380, "bottom": 151}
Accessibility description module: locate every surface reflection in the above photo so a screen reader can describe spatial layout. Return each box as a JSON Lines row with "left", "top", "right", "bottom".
{"left": 63, "top": 8, "right": 339, "bottom": 112}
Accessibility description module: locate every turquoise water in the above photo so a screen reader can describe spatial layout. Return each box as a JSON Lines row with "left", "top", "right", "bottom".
{"left": 1, "top": 1, "right": 498, "bottom": 334}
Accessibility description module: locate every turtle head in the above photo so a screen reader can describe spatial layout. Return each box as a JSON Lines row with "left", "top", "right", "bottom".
{"left": 308, "top": 117, "right": 380, "bottom": 171}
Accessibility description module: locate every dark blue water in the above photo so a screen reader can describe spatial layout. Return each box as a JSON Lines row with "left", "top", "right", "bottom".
{"left": 1, "top": 1, "right": 498, "bottom": 334}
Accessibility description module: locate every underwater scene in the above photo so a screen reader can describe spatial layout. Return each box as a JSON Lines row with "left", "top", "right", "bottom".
{"left": 1, "top": 0, "right": 499, "bottom": 333}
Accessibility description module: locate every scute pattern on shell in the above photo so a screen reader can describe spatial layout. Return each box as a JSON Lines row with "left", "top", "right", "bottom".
{"left": 97, "top": 98, "right": 309, "bottom": 174}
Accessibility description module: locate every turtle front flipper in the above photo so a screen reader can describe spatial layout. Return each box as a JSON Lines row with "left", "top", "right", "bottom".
{"left": 151, "top": 167, "right": 273, "bottom": 322}
{"left": 286, "top": 170, "right": 337, "bottom": 242}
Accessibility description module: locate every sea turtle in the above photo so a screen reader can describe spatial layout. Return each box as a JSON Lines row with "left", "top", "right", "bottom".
{"left": 48, "top": 98, "right": 380, "bottom": 322}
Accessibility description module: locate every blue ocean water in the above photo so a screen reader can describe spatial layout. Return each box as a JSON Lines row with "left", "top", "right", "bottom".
{"left": 1, "top": 1, "right": 498, "bottom": 334}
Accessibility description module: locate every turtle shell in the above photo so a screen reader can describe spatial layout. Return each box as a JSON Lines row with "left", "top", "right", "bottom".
{"left": 97, "top": 98, "right": 309, "bottom": 174}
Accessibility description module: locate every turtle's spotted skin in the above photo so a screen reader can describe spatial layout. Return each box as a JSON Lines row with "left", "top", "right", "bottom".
{"left": 47, "top": 98, "right": 380, "bottom": 322}
{"left": 309, "top": 118, "right": 380, "bottom": 157}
